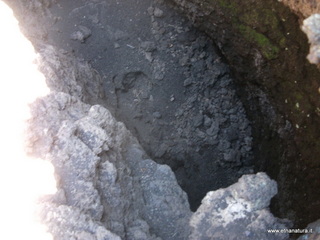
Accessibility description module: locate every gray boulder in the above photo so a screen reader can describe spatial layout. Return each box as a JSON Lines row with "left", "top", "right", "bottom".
{"left": 27, "top": 90, "right": 191, "bottom": 240}
{"left": 298, "top": 219, "right": 320, "bottom": 240}
{"left": 189, "top": 172, "right": 289, "bottom": 240}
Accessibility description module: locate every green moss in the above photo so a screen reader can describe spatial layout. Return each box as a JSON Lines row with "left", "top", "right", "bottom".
{"left": 213, "top": 1, "right": 284, "bottom": 59}
{"left": 216, "top": 0, "right": 239, "bottom": 15}
{"left": 262, "top": 9, "right": 279, "bottom": 30}
{"left": 239, "top": 11, "right": 259, "bottom": 26}
{"left": 237, "top": 24, "right": 280, "bottom": 60}
{"left": 279, "top": 37, "right": 286, "bottom": 48}
{"left": 294, "top": 92, "right": 304, "bottom": 101}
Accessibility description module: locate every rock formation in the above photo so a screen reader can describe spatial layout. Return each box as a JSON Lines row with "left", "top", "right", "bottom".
{"left": 3, "top": 0, "right": 320, "bottom": 239}
{"left": 25, "top": 44, "right": 288, "bottom": 239}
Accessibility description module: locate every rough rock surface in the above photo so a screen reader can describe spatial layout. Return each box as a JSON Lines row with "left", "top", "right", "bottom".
{"left": 190, "top": 173, "right": 289, "bottom": 240}
{"left": 26, "top": 43, "right": 192, "bottom": 239}
{"left": 298, "top": 219, "right": 320, "bottom": 240}
{"left": 36, "top": 45, "right": 105, "bottom": 105}
{"left": 27, "top": 90, "right": 192, "bottom": 240}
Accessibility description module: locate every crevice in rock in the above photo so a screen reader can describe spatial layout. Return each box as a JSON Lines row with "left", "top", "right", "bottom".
{"left": 168, "top": 0, "right": 320, "bottom": 232}
{"left": 4, "top": 0, "right": 320, "bottom": 239}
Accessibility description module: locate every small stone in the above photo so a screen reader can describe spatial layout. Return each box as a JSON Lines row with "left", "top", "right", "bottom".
{"left": 141, "top": 41, "right": 156, "bottom": 52}
{"left": 152, "top": 21, "right": 159, "bottom": 29}
{"left": 175, "top": 108, "right": 184, "bottom": 117}
{"left": 154, "top": 34, "right": 161, "bottom": 41}
{"left": 183, "top": 78, "right": 192, "bottom": 87}
{"left": 206, "top": 123, "right": 219, "bottom": 136}
{"left": 218, "top": 140, "right": 231, "bottom": 151}
{"left": 196, "top": 129, "right": 206, "bottom": 139}
{"left": 145, "top": 52, "right": 153, "bottom": 62}
{"left": 155, "top": 144, "right": 167, "bottom": 158}
{"left": 179, "top": 56, "right": 189, "bottom": 66}
{"left": 170, "top": 95, "right": 175, "bottom": 102}
{"left": 154, "top": 7, "right": 164, "bottom": 18}
{"left": 152, "top": 112, "right": 162, "bottom": 119}
{"left": 70, "top": 25, "right": 92, "bottom": 43}
{"left": 133, "top": 113, "right": 143, "bottom": 119}
{"left": 199, "top": 52, "right": 206, "bottom": 59}
{"left": 226, "top": 127, "right": 239, "bottom": 141}
{"left": 223, "top": 149, "right": 240, "bottom": 163}
{"left": 114, "top": 43, "right": 120, "bottom": 49}
{"left": 158, "top": 28, "right": 166, "bottom": 35}
{"left": 114, "top": 29, "right": 128, "bottom": 40}
{"left": 141, "top": 91, "right": 149, "bottom": 99}
{"left": 204, "top": 116, "right": 212, "bottom": 128}
{"left": 154, "top": 70, "right": 164, "bottom": 80}
{"left": 193, "top": 114, "right": 203, "bottom": 127}
{"left": 147, "top": 7, "right": 154, "bottom": 16}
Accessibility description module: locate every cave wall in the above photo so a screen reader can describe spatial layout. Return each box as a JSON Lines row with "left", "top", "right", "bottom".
{"left": 170, "top": 0, "right": 320, "bottom": 228}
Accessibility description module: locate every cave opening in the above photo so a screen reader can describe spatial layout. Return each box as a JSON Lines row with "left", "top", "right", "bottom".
{"left": 6, "top": 0, "right": 320, "bottom": 234}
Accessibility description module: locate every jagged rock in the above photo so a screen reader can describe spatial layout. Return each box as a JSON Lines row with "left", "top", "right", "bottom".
{"left": 190, "top": 172, "right": 290, "bottom": 240}
{"left": 36, "top": 45, "right": 104, "bottom": 104}
{"left": 39, "top": 203, "right": 121, "bottom": 240}
{"left": 154, "top": 7, "right": 164, "bottom": 18}
{"left": 152, "top": 111, "right": 162, "bottom": 119}
{"left": 28, "top": 90, "right": 288, "bottom": 240}
{"left": 298, "top": 219, "right": 320, "bottom": 240}
{"left": 27, "top": 82, "right": 191, "bottom": 239}
{"left": 70, "top": 25, "right": 92, "bottom": 43}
